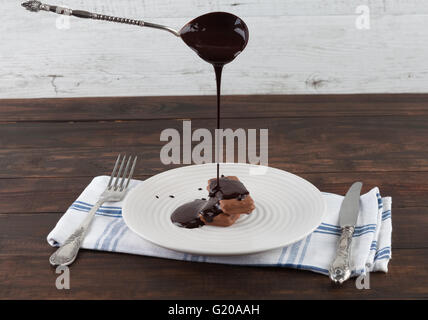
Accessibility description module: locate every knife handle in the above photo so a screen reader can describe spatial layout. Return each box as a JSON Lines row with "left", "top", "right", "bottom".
{"left": 329, "top": 226, "right": 354, "bottom": 284}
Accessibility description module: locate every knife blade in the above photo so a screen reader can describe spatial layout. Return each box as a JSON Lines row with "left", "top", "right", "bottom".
{"left": 339, "top": 182, "right": 363, "bottom": 227}
{"left": 329, "top": 181, "right": 363, "bottom": 284}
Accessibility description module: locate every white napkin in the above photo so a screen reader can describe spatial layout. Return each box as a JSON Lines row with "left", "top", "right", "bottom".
{"left": 48, "top": 176, "right": 392, "bottom": 276}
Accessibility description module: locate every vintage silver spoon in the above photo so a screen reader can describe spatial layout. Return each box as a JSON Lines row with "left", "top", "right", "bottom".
{"left": 21, "top": 1, "right": 249, "bottom": 65}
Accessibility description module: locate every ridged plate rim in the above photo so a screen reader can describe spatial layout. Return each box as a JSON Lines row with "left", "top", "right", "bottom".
{"left": 122, "top": 163, "right": 326, "bottom": 255}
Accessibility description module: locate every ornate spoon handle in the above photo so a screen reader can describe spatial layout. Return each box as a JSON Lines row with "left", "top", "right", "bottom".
{"left": 21, "top": 1, "right": 180, "bottom": 36}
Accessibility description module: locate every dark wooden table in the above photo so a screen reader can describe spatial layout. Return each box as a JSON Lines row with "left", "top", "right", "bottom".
{"left": 0, "top": 94, "right": 427, "bottom": 299}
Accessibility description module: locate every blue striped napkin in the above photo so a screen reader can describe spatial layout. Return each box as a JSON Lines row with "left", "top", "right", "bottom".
{"left": 47, "top": 176, "right": 392, "bottom": 276}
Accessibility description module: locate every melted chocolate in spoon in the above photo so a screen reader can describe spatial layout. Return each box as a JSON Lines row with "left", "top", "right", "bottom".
{"left": 179, "top": 12, "right": 249, "bottom": 65}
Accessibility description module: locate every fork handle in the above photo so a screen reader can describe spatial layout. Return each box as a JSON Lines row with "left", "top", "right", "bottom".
{"left": 49, "top": 198, "right": 104, "bottom": 266}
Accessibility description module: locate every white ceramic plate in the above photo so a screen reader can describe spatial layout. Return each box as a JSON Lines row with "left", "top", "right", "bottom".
{"left": 122, "top": 163, "right": 326, "bottom": 255}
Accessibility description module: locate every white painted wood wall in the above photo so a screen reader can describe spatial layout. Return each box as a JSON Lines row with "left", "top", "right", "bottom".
{"left": 1, "top": 0, "right": 428, "bottom": 98}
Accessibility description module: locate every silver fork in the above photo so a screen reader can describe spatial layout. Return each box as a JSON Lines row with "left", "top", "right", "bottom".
{"left": 49, "top": 154, "right": 138, "bottom": 266}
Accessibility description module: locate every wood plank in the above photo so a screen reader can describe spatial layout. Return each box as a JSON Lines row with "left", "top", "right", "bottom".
{"left": 3, "top": 94, "right": 428, "bottom": 122}
{"left": 1, "top": 172, "right": 428, "bottom": 215}
{"left": 0, "top": 245, "right": 426, "bottom": 299}
{"left": 0, "top": 176, "right": 151, "bottom": 214}
{"left": 4, "top": 4, "right": 428, "bottom": 98}
{"left": 1, "top": 116, "right": 428, "bottom": 177}
{"left": 0, "top": 94, "right": 426, "bottom": 300}
{"left": 0, "top": 213, "right": 426, "bottom": 299}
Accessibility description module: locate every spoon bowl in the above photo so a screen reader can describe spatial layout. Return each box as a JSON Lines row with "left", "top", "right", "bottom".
{"left": 180, "top": 12, "right": 249, "bottom": 65}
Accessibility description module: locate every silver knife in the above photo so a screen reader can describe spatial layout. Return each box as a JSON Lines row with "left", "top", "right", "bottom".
{"left": 329, "top": 181, "right": 363, "bottom": 284}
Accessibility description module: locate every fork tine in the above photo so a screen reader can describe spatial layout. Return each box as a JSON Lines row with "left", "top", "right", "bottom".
{"left": 119, "top": 156, "right": 132, "bottom": 190}
{"left": 125, "top": 156, "right": 137, "bottom": 189}
{"left": 108, "top": 154, "right": 121, "bottom": 188}
{"left": 113, "top": 154, "right": 127, "bottom": 190}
